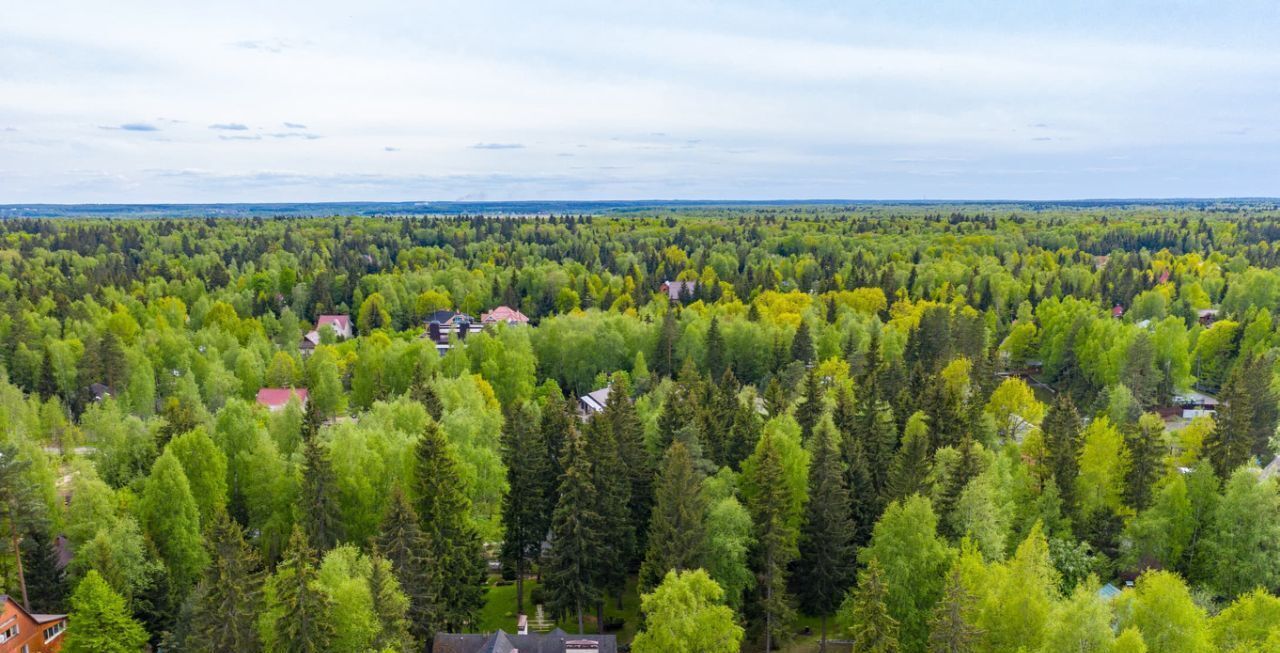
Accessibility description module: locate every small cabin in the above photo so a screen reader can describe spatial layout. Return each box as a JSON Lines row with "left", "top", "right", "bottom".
{"left": 256, "top": 388, "right": 309, "bottom": 412}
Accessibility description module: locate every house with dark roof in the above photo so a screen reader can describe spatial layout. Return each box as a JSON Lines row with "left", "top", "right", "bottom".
{"left": 0, "top": 594, "right": 67, "bottom": 652}
{"left": 422, "top": 310, "right": 483, "bottom": 354}
{"left": 256, "top": 388, "right": 309, "bottom": 412}
{"left": 659, "top": 280, "right": 696, "bottom": 302}
{"left": 433, "top": 629, "right": 616, "bottom": 653}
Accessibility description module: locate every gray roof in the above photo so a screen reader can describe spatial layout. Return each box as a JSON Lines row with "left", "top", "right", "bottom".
{"left": 663, "top": 280, "right": 696, "bottom": 300}
{"left": 579, "top": 386, "right": 611, "bottom": 412}
{"left": 433, "top": 629, "right": 617, "bottom": 653}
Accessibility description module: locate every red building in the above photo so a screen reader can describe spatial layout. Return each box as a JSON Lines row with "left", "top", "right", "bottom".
{"left": 0, "top": 595, "right": 67, "bottom": 653}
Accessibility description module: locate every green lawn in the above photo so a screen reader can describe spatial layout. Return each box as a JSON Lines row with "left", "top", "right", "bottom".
{"left": 477, "top": 575, "right": 644, "bottom": 644}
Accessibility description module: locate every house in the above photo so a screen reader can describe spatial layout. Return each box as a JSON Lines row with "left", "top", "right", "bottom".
{"left": 480, "top": 306, "right": 530, "bottom": 326}
{"left": 1111, "top": 304, "right": 1125, "bottom": 319}
{"left": 433, "top": 629, "right": 616, "bottom": 653}
{"left": 578, "top": 386, "right": 611, "bottom": 416}
{"left": 1172, "top": 390, "right": 1218, "bottom": 419}
{"left": 256, "top": 388, "right": 308, "bottom": 412}
{"left": 87, "top": 383, "right": 113, "bottom": 402}
{"left": 0, "top": 594, "right": 67, "bottom": 653}
{"left": 300, "top": 314, "right": 352, "bottom": 354}
{"left": 659, "top": 280, "right": 696, "bottom": 302}
{"left": 1097, "top": 583, "right": 1122, "bottom": 601}
{"left": 1198, "top": 308, "right": 1220, "bottom": 326}
{"left": 422, "top": 310, "right": 483, "bottom": 353}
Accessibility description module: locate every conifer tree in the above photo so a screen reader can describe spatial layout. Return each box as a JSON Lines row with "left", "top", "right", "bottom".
{"left": 745, "top": 433, "right": 798, "bottom": 652}
{"left": 585, "top": 414, "right": 632, "bottom": 620}
{"left": 270, "top": 526, "right": 335, "bottom": 653}
{"left": 181, "top": 510, "right": 263, "bottom": 653}
{"left": 706, "top": 316, "right": 727, "bottom": 379}
{"left": 791, "top": 320, "right": 814, "bottom": 363}
{"left": 544, "top": 425, "right": 604, "bottom": 633}
{"left": 795, "top": 366, "right": 825, "bottom": 442}
{"left": 885, "top": 412, "right": 932, "bottom": 502}
{"left": 847, "top": 559, "right": 900, "bottom": 653}
{"left": 377, "top": 486, "right": 435, "bottom": 646}
{"left": 499, "top": 402, "right": 549, "bottom": 615}
{"left": 1042, "top": 393, "right": 1082, "bottom": 509}
{"left": 640, "top": 441, "right": 707, "bottom": 590}
{"left": 21, "top": 529, "right": 67, "bottom": 612}
{"left": 1125, "top": 414, "right": 1163, "bottom": 511}
{"left": 62, "top": 570, "right": 149, "bottom": 653}
{"left": 368, "top": 548, "right": 415, "bottom": 653}
{"left": 796, "top": 419, "right": 855, "bottom": 651}
{"left": 299, "top": 436, "right": 344, "bottom": 551}
{"left": 927, "top": 567, "right": 980, "bottom": 653}
{"left": 1207, "top": 354, "right": 1278, "bottom": 477}
{"left": 412, "top": 418, "right": 487, "bottom": 632}
{"left": 654, "top": 307, "right": 679, "bottom": 379}
{"left": 936, "top": 435, "right": 981, "bottom": 536}
{"left": 604, "top": 375, "right": 654, "bottom": 566}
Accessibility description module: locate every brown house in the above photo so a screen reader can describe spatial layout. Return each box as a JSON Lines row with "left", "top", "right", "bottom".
{"left": 0, "top": 595, "right": 67, "bottom": 653}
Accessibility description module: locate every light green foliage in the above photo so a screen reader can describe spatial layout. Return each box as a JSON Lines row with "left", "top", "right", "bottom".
{"left": 81, "top": 401, "right": 156, "bottom": 488}
{"left": 859, "top": 495, "right": 953, "bottom": 653}
{"left": 1074, "top": 416, "right": 1130, "bottom": 520}
{"left": 166, "top": 427, "right": 229, "bottom": 524}
{"left": 1115, "top": 570, "right": 1213, "bottom": 653}
{"left": 632, "top": 569, "right": 744, "bottom": 653}
{"left": 741, "top": 415, "right": 810, "bottom": 548}
{"left": 316, "top": 545, "right": 380, "bottom": 651}
{"left": 1208, "top": 467, "right": 1280, "bottom": 598}
{"left": 1040, "top": 580, "right": 1114, "bottom": 653}
{"left": 139, "top": 450, "right": 208, "bottom": 589}
{"left": 975, "top": 523, "right": 1059, "bottom": 652}
{"left": 433, "top": 374, "right": 508, "bottom": 537}
{"left": 1211, "top": 589, "right": 1280, "bottom": 652}
{"left": 62, "top": 570, "right": 149, "bottom": 653}
{"left": 984, "top": 377, "right": 1045, "bottom": 442}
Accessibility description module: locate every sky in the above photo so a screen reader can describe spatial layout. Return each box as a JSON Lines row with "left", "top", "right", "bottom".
{"left": 2, "top": 0, "right": 1279, "bottom": 202}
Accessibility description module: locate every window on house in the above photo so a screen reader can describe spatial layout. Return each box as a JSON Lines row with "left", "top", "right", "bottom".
{"left": 44, "top": 621, "right": 66, "bottom": 642}
{"left": 0, "top": 623, "right": 19, "bottom": 642}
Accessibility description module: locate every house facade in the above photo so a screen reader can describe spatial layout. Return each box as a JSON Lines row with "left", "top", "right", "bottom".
{"left": 578, "top": 386, "right": 611, "bottom": 417}
{"left": 300, "top": 314, "right": 353, "bottom": 354}
{"left": 0, "top": 595, "right": 67, "bottom": 653}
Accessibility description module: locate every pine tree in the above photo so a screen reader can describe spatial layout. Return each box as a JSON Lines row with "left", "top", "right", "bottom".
{"left": 745, "top": 433, "right": 798, "bottom": 652}
{"left": 1207, "top": 354, "right": 1279, "bottom": 477}
{"left": 796, "top": 420, "right": 855, "bottom": 651}
{"left": 412, "top": 418, "right": 487, "bottom": 632}
{"left": 586, "top": 415, "right": 632, "bottom": 620}
{"left": 271, "top": 526, "right": 335, "bottom": 653}
{"left": 706, "top": 316, "right": 727, "bottom": 379}
{"left": 299, "top": 436, "right": 344, "bottom": 551}
{"left": 640, "top": 441, "right": 707, "bottom": 590}
{"left": 180, "top": 510, "right": 263, "bottom": 653}
{"left": 654, "top": 307, "right": 679, "bottom": 379}
{"left": 927, "top": 567, "right": 980, "bottom": 653}
{"left": 412, "top": 379, "right": 444, "bottom": 422}
{"left": 885, "top": 412, "right": 932, "bottom": 502}
{"left": 791, "top": 320, "right": 814, "bottom": 363}
{"left": 848, "top": 559, "right": 900, "bottom": 653}
{"left": 544, "top": 424, "right": 604, "bottom": 633}
{"left": 377, "top": 485, "right": 436, "bottom": 647}
{"left": 1124, "top": 415, "right": 1163, "bottom": 511}
{"left": 936, "top": 435, "right": 981, "bottom": 536}
{"left": 61, "top": 570, "right": 149, "bottom": 653}
{"left": 795, "top": 367, "right": 825, "bottom": 442}
{"left": 499, "top": 402, "right": 550, "bottom": 615}
{"left": 1042, "top": 393, "right": 1082, "bottom": 509}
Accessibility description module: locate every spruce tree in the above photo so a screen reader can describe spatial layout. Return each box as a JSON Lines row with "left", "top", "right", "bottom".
{"left": 544, "top": 424, "right": 604, "bottom": 633}
{"left": 654, "top": 307, "right": 679, "bottom": 379}
{"left": 377, "top": 485, "right": 436, "bottom": 646}
{"left": 20, "top": 529, "right": 67, "bottom": 612}
{"left": 706, "top": 316, "right": 727, "bottom": 379}
{"left": 299, "top": 436, "right": 344, "bottom": 551}
{"left": 935, "top": 435, "right": 981, "bottom": 536}
{"left": 1042, "top": 394, "right": 1082, "bottom": 509}
{"left": 369, "top": 548, "right": 416, "bottom": 653}
{"left": 848, "top": 559, "right": 900, "bottom": 653}
{"left": 412, "top": 418, "right": 487, "bottom": 632}
{"left": 586, "top": 415, "right": 632, "bottom": 619}
{"left": 61, "top": 570, "right": 149, "bottom": 653}
{"left": 499, "top": 402, "right": 550, "bottom": 615}
{"left": 795, "top": 367, "right": 825, "bottom": 442}
{"left": 745, "top": 433, "right": 798, "bottom": 653}
{"left": 1207, "top": 354, "right": 1279, "bottom": 477}
{"left": 604, "top": 375, "right": 654, "bottom": 567}
{"left": 1124, "top": 415, "right": 1163, "bottom": 511}
{"left": 181, "top": 510, "right": 263, "bottom": 653}
{"left": 796, "top": 419, "right": 855, "bottom": 651}
{"left": 927, "top": 567, "right": 980, "bottom": 653}
{"left": 791, "top": 320, "right": 814, "bottom": 363}
{"left": 885, "top": 412, "right": 932, "bottom": 502}
{"left": 271, "top": 526, "right": 335, "bottom": 653}
{"left": 640, "top": 441, "right": 707, "bottom": 590}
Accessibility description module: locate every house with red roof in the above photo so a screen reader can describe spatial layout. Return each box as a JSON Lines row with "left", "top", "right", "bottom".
{"left": 480, "top": 306, "right": 529, "bottom": 325}
{"left": 256, "top": 388, "right": 308, "bottom": 412}
{"left": 0, "top": 594, "right": 67, "bottom": 652}
{"left": 300, "top": 314, "right": 353, "bottom": 354}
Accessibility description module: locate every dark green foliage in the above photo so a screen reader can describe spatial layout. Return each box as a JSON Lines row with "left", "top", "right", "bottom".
{"left": 20, "top": 529, "right": 67, "bottom": 612}
{"left": 177, "top": 510, "right": 263, "bottom": 653}
{"left": 272, "top": 527, "right": 336, "bottom": 653}
{"left": 744, "top": 432, "right": 798, "bottom": 652}
{"left": 377, "top": 486, "right": 436, "bottom": 646}
{"left": 584, "top": 414, "right": 632, "bottom": 609}
{"left": 1207, "top": 354, "right": 1279, "bottom": 477}
{"left": 848, "top": 560, "right": 900, "bottom": 653}
{"left": 1042, "top": 394, "right": 1082, "bottom": 510}
{"left": 299, "top": 436, "right": 344, "bottom": 551}
{"left": 927, "top": 567, "right": 980, "bottom": 653}
{"left": 603, "top": 376, "right": 654, "bottom": 567}
{"left": 499, "top": 402, "right": 550, "bottom": 614}
{"left": 705, "top": 316, "right": 727, "bottom": 379}
{"left": 791, "top": 320, "right": 814, "bottom": 363}
{"left": 640, "top": 441, "right": 707, "bottom": 590}
{"left": 795, "top": 421, "right": 855, "bottom": 644}
{"left": 544, "top": 424, "right": 605, "bottom": 633}
{"left": 794, "top": 367, "right": 824, "bottom": 442}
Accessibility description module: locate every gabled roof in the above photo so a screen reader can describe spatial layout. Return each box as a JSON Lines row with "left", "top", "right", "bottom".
{"left": 426, "top": 310, "right": 475, "bottom": 325}
{"left": 579, "top": 386, "right": 611, "bottom": 412}
{"left": 1097, "top": 583, "right": 1122, "bottom": 600}
{"left": 0, "top": 594, "right": 66, "bottom": 624}
{"left": 316, "top": 314, "right": 350, "bottom": 330}
{"left": 661, "top": 280, "right": 696, "bottom": 300}
{"left": 481, "top": 306, "right": 529, "bottom": 324}
{"left": 256, "top": 387, "right": 309, "bottom": 407}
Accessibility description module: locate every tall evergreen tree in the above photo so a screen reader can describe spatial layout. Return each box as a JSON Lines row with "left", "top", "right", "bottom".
{"left": 935, "top": 435, "right": 981, "bottom": 536}
{"left": 499, "top": 402, "right": 550, "bottom": 615}
{"left": 604, "top": 375, "right": 654, "bottom": 567}
{"left": 640, "top": 441, "right": 707, "bottom": 590}
{"left": 270, "top": 526, "right": 335, "bottom": 653}
{"left": 791, "top": 320, "right": 814, "bottom": 363}
{"left": 544, "top": 424, "right": 605, "bottom": 633}
{"left": 368, "top": 548, "right": 416, "bottom": 653}
{"left": 745, "top": 433, "right": 798, "bottom": 652}
{"left": 885, "top": 412, "right": 932, "bottom": 502}
{"left": 654, "top": 307, "right": 679, "bottom": 379}
{"left": 0, "top": 441, "right": 44, "bottom": 610}
{"left": 847, "top": 559, "right": 900, "bottom": 653}
{"left": 1125, "top": 415, "right": 1163, "bottom": 512}
{"left": 377, "top": 486, "right": 436, "bottom": 647}
{"left": 179, "top": 510, "right": 263, "bottom": 653}
{"left": 61, "top": 570, "right": 149, "bottom": 653}
{"left": 927, "top": 567, "right": 980, "bottom": 653}
{"left": 796, "top": 419, "right": 855, "bottom": 651}
{"left": 20, "top": 529, "right": 67, "bottom": 612}
{"left": 412, "top": 418, "right": 487, "bottom": 632}
{"left": 795, "top": 367, "right": 825, "bottom": 442}
{"left": 299, "top": 436, "right": 344, "bottom": 551}
{"left": 585, "top": 414, "right": 632, "bottom": 621}
{"left": 1042, "top": 393, "right": 1082, "bottom": 509}
{"left": 705, "top": 316, "right": 727, "bottom": 379}
{"left": 1207, "top": 354, "right": 1279, "bottom": 477}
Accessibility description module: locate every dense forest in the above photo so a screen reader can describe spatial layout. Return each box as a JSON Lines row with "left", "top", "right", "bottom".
{"left": 5, "top": 204, "right": 1280, "bottom": 652}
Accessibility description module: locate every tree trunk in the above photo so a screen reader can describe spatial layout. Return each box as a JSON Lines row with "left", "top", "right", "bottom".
{"left": 596, "top": 600, "right": 605, "bottom": 634}
{"left": 820, "top": 614, "right": 827, "bottom": 653}
{"left": 9, "top": 509, "right": 28, "bottom": 611}
{"left": 515, "top": 558, "right": 525, "bottom": 615}
{"left": 576, "top": 600, "right": 584, "bottom": 634}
